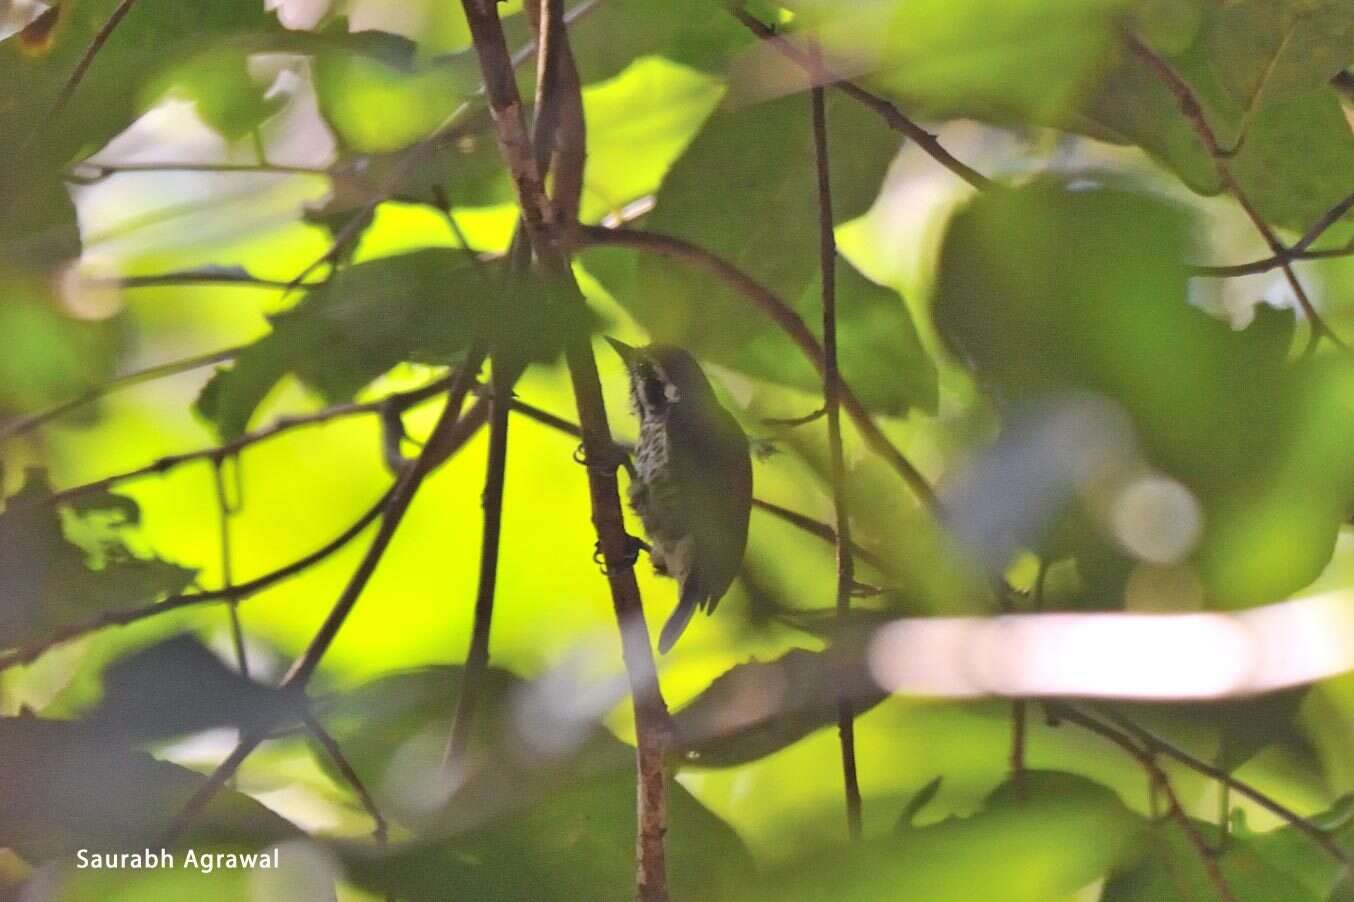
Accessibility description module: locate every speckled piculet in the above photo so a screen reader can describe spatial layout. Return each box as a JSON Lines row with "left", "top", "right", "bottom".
{"left": 606, "top": 338, "right": 752, "bottom": 653}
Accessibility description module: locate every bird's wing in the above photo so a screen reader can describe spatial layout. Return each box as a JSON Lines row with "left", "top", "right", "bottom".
{"left": 668, "top": 402, "right": 752, "bottom": 614}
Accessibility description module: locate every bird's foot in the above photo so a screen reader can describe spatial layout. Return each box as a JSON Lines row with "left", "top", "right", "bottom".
{"left": 593, "top": 533, "right": 651, "bottom": 576}
{"left": 573, "top": 441, "right": 636, "bottom": 478}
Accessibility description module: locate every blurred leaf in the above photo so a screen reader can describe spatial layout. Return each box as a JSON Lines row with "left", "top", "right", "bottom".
{"left": 0, "top": 469, "right": 196, "bottom": 651}
{"left": 0, "top": 270, "right": 121, "bottom": 417}
{"left": 196, "top": 249, "right": 491, "bottom": 438}
{"left": 314, "top": 42, "right": 478, "bottom": 152}
{"left": 674, "top": 646, "right": 887, "bottom": 768}
{"left": 764, "top": 0, "right": 1136, "bottom": 123}
{"left": 315, "top": 665, "right": 754, "bottom": 901}
{"left": 0, "top": 715, "right": 297, "bottom": 863}
{"left": 739, "top": 770, "right": 1144, "bottom": 902}
{"left": 933, "top": 179, "right": 1354, "bottom": 605}
{"left": 83, "top": 634, "right": 305, "bottom": 743}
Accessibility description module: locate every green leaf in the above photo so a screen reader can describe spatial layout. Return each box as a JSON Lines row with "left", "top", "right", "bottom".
{"left": 740, "top": 770, "right": 1145, "bottom": 902}
{"left": 1103, "top": 816, "right": 1331, "bottom": 902}
{"left": 195, "top": 249, "right": 491, "bottom": 439}
{"left": 0, "top": 270, "right": 121, "bottom": 416}
{"left": 554, "top": 0, "right": 752, "bottom": 84}
{"left": 592, "top": 89, "right": 930, "bottom": 413}
{"left": 769, "top": 0, "right": 1136, "bottom": 123}
{"left": 0, "top": 715, "right": 298, "bottom": 863}
{"left": 0, "top": 470, "right": 197, "bottom": 651}
{"left": 579, "top": 56, "right": 726, "bottom": 224}
{"left": 895, "top": 775, "right": 944, "bottom": 833}
{"left": 1076, "top": 3, "right": 1354, "bottom": 235}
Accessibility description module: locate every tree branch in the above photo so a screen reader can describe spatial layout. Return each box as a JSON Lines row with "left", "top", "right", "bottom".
{"left": 1050, "top": 704, "right": 1237, "bottom": 902}
{"left": 1096, "top": 708, "right": 1350, "bottom": 866}
{"left": 32, "top": 376, "right": 456, "bottom": 510}
{"left": 575, "top": 224, "right": 941, "bottom": 515}
{"left": 459, "top": 1, "right": 671, "bottom": 897}
{"left": 810, "top": 79, "right": 863, "bottom": 839}
{"left": 304, "top": 712, "right": 388, "bottom": 845}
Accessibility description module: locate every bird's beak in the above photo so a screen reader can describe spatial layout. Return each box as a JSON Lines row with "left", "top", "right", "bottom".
{"left": 604, "top": 336, "right": 639, "bottom": 366}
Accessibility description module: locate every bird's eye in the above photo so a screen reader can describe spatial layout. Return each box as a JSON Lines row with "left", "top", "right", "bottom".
{"left": 642, "top": 376, "right": 668, "bottom": 410}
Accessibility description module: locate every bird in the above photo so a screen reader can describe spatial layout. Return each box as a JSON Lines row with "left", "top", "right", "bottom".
{"left": 606, "top": 337, "right": 752, "bottom": 652}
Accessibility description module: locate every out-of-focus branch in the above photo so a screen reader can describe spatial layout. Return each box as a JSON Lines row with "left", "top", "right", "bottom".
{"left": 575, "top": 224, "right": 941, "bottom": 516}
{"left": 33, "top": 376, "right": 455, "bottom": 510}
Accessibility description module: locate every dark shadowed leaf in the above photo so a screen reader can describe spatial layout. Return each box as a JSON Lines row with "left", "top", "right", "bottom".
{"left": 84, "top": 635, "right": 305, "bottom": 743}
{"left": 673, "top": 646, "right": 886, "bottom": 767}
{"left": 0, "top": 470, "right": 196, "bottom": 652}
{"left": 0, "top": 715, "right": 298, "bottom": 864}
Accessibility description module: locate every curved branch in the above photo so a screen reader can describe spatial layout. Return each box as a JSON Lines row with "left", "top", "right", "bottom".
{"left": 575, "top": 224, "right": 942, "bottom": 515}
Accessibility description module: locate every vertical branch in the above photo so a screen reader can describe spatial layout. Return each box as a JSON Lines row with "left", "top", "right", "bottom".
{"left": 810, "top": 80, "right": 863, "bottom": 839}
{"left": 458, "top": 1, "right": 671, "bottom": 897}
{"left": 443, "top": 361, "right": 512, "bottom": 772}
{"left": 211, "top": 455, "right": 249, "bottom": 678}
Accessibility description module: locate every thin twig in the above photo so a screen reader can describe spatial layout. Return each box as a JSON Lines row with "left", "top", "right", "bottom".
{"left": 0, "top": 484, "right": 398, "bottom": 672}
{"left": 304, "top": 712, "right": 388, "bottom": 844}
{"left": 458, "top": 1, "right": 671, "bottom": 896}
{"left": 1189, "top": 189, "right": 1354, "bottom": 277}
{"left": 1124, "top": 32, "right": 1345, "bottom": 353}
{"left": 68, "top": 161, "right": 332, "bottom": 181}
{"left": 575, "top": 224, "right": 942, "bottom": 515}
{"left": 730, "top": 7, "right": 993, "bottom": 192}
{"left": 810, "top": 78, "right": 863, "bottom": 840}
{"left": 1097, "top": 708, "right": 1350, "bottom": 866}
{"left": 0, "top": 345, "right": 243, "bottom": 442}
{"left": 20, "top": 0, "right": 141, "bottom": 159}
{"left": 33, "top": 376, "right": 455, "bottom": 510}
{"left": 1051, "top": 704, "right": 1237, "bottom": 902}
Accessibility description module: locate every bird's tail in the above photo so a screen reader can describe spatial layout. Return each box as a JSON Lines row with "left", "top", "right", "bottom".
{"left": 657, "top": 581, "right": 704, "bottom": 653}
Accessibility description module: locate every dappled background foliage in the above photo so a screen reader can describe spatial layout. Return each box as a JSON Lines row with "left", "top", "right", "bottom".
{"left": 3, "top": 0, "right": 1354, "bottom": 900}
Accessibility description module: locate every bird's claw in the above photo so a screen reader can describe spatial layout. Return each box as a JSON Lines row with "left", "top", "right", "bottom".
{"left": 573, "top": 441, "right": 634, "bottom": 476}
{"left": 594, "top": 534, "right": 651, "bottom": 575}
